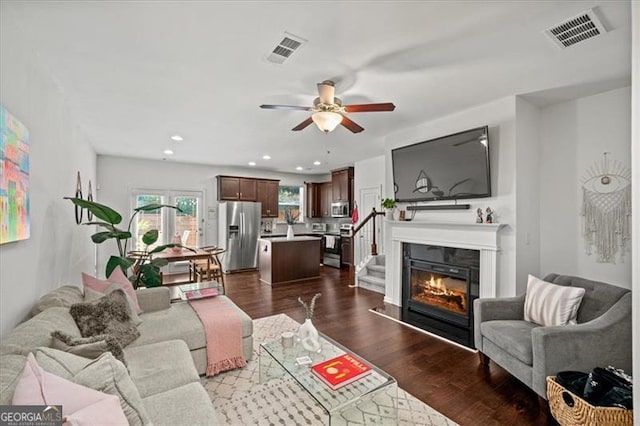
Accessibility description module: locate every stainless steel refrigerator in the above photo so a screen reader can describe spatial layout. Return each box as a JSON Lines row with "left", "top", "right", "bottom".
{"left": 218, "top": 201, "right": 261, "bottom": 273}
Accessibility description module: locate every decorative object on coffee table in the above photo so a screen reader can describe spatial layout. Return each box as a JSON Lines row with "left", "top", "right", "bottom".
{"left": 312, "top": 353, "right": 372, "bottom": 390}
{"left": 297, "top": 293, "right": 321, "bottom": 352}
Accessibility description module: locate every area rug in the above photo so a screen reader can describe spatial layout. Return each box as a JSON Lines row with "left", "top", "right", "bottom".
{"left": 202, "top": 313, "right": 458, "bottom": 426}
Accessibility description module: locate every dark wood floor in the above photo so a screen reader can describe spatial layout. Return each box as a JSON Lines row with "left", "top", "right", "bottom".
{"left": 222, "top": 267, "right": 553, "bottom": 426}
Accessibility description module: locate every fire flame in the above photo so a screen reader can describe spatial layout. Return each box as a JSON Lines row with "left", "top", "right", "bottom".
{"left": 427, "top": 276, "right": 446, "bottom": 292}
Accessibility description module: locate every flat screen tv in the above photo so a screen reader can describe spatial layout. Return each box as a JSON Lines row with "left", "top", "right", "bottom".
{"left": 392, "top": 126, "right": 491, "bottom": 202}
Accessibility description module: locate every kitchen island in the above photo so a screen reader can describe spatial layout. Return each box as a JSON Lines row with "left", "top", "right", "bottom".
{"left": 258, "top": 236, "right": 322, "bottom": 285}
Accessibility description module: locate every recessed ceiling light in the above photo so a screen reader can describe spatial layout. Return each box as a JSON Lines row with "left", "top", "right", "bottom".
{"left": 263, "top": 155, "right": 271, "bottom": 160}
{"left": 163, "top": 149, "right": 174, "bottom": 155}
{"left": 313, "top": 161, "right": 321, "bottom": 166}
{"left": 248, "top": 161, "right": 256, "bottom": 166}
{"left": 170, "top": 135, "right": 183, "bottom": 141}
{"left": 296, "top": 166, "right": 303, "bottom": 171}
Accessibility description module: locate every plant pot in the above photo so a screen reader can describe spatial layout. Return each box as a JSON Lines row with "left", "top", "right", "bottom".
{"left": 287, "top": 225, "right": 294, "bottom": 239}
{"left": 385, "top": 208, "right": 396, "bottom": 221}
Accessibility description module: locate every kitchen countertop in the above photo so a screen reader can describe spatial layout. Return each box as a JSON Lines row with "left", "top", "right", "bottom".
{"left": 259, "top": 236, "right": 321, "bottom": 243}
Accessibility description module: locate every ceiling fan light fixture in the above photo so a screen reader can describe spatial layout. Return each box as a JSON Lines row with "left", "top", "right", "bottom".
{"left": 312, "top": 111, "right": 342, "bottom": 133}
{"left": 317, "top": 80, "right": 335, "bottom": 105}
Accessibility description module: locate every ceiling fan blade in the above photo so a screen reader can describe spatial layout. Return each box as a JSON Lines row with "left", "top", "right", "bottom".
{"left": 292, "top": 117, "right": 314, "bottom": 131}
{"left": 317, "top": 80, "right": 335, "bottom": 104}
{"left": 260, "top": 104, "right": 312, "bottom": 111}
{"left": 340, "top": 116, "right": 364, "bottom": 133}
{"left": 343, "top": 103, "right": 396, "bottom": 113}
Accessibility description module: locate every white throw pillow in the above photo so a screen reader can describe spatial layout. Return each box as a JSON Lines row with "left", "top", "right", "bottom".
{"left": 524, "top": 275, "right": 586, "bottom": 326}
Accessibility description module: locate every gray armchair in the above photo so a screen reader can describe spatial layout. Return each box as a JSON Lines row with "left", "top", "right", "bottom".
{"left": 474, "top": 274, "right": 632, "bottom": 399}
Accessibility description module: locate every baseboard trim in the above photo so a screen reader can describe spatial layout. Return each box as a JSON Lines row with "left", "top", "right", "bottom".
{"left": 368, "top": 307, "right": 476, "bottom": 353}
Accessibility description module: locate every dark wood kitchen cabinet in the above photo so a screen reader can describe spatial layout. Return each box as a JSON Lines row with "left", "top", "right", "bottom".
{"left": 306, "top": 183, "right": 322, "bottom": 218}
{"left": 331, "top": 167, "right": 354, "bottom": 203}
{"left": 257, "top": 179, "right": 280, "bottom": 218}
{"left": 320, "top": 182, "right": 333, "bottom": 217}
{"left": 217, "top": 176, "right": 257, "bottom": 201}
{"left": 306, "top": 181, "right": 333, "bottom": 218}
{"left": 341, "top": 236, "right": 353, "bottom": 267}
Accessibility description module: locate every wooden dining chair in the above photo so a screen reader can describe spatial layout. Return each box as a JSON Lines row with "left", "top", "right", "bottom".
{"left": 127, "top": 251, "right": 148, "bottom": 276}
{"left": 189, "top": 246, "right": 226, "bottom": 289}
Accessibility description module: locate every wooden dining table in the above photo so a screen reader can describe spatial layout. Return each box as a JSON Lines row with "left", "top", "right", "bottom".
{"left": 151, "top": 248, "right": 213, "bottom": 284}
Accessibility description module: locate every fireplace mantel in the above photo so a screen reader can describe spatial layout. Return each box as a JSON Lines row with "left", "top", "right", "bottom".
{"left": 385, "top": 220, "right": 506, "bottom": 305}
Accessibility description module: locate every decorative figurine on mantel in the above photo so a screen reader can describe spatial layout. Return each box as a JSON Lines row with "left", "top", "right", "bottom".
{"left": 486, "top": 207, "right": 495, "bottom": 224}
{"left": 476, "top": 208, "right": 484, "bottom": 223}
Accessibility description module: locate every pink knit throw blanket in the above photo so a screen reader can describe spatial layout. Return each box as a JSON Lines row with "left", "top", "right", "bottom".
{"left": 188, "top": 297, "right": 247, "bottom": 376}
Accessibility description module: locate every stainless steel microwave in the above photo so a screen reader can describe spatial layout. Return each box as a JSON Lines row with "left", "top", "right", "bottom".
{"left": 331, "top": 201, "right": 349, "bottom": 218}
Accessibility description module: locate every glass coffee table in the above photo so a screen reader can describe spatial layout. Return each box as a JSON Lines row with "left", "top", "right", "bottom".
{"left": 259, "top": 332, "right": 397, "bottom": 425}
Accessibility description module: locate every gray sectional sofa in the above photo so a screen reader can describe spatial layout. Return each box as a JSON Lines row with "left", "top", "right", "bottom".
{"left": 0, "top": 285, "right": 254, "bottom": 425}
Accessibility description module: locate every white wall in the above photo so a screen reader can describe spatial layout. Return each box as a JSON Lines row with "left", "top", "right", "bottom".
{"left": 539, "top": 87, "right": 632, "bottom": 288}
{"left": 0, "top": 12, "right": 97, "bottom": 336}
{"left": 354, "top": 155, "right": 385, "bottom": 202}
{"left": 630, "top": 2, "right": 638, "bottom": 420}
{"left": 96, "top": 155, "right": 326, "bottom": 276}
{"left": 384, "top": 96, "right": 519, "bottom": 297}
{"left": 515, "top": 97, "right": 542, "bottom": 293}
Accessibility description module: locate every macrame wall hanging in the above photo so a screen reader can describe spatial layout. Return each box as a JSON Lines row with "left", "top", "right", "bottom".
{"left": 580, "top": 152, "right": 631, "bottom": 263}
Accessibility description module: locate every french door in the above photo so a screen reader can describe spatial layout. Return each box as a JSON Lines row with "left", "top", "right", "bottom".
{"left": 131, "top": 189, "right": 204, "bottom": 272}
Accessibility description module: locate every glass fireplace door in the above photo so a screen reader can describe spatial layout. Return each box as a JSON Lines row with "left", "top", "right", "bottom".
{"left": 410, "top": 268, "right": 469, "bottom": 318}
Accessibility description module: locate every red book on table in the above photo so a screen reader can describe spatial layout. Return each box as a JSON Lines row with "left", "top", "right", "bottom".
{"left": 311, "top": 353, "right": 372, "bottom": 390}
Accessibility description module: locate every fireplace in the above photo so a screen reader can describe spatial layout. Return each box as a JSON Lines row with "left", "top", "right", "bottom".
{"left": 402, "top": 243, "right": 479, "bottom": 348}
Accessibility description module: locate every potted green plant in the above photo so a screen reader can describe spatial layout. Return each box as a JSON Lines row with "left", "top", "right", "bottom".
{"left": 381, "top": 198, "right": 397, "bottom": 220}
{"left": 66, "top": 197, "right": 186, "bottom": 288}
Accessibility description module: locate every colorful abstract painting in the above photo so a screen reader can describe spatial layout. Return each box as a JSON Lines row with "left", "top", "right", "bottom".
{"left": 1, "top": 105, "right": 30, "bottom": 244}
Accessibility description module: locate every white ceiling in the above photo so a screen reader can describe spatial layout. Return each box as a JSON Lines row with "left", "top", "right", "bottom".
{"left": 2, "top": 1, "right": 632, "bottom": 174}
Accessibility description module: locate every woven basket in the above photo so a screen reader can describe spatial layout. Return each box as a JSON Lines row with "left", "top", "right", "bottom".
{"left": 546, "top": 376, "right": 633, "bottom": 426}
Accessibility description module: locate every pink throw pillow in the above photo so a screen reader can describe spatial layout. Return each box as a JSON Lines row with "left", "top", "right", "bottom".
{"left": 82, "top": 268, "right": 142, "bottom": 314}
{"left": 13, "top": 353, "right": 128, "bottom": 425}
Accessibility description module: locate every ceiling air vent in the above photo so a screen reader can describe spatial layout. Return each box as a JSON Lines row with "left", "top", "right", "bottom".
{"left": 266, "top": 32, "right": 307, "bottom": 64}
{"left": 544, "top": 9, "right": 607, "bottom": 49}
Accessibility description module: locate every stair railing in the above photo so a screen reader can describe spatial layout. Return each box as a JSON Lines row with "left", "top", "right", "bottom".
{"left": 347, "top": 208, "right": 386, "bottom": 286}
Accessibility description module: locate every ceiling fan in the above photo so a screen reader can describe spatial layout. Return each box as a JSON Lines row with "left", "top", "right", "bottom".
{"left": 259, "top": 80, "right": 395, "bottom": 134}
